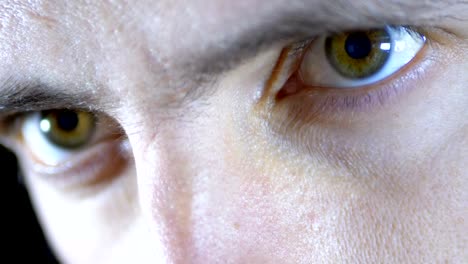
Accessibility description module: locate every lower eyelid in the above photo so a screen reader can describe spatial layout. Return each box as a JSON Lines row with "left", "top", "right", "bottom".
{"left": 20, "top": 139, "right": 130, "bottom": 190}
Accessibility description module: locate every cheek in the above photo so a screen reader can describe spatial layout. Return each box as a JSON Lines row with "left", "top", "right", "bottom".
{"left": 126, "top": 106, "right": 319, "bottom": 262}
{"left": 182, "top": 128, "right": 387, "bottom": 263}
{"left": 128, "top": 107, "right": 347, "bottom": 262}
{"left": 160, "top": 132, "right": 328, "bottom": 262}
{"left": 125, "top": 53, "right": 467, "bottom": 262}
{"left": 171, "top": 112, "right": 466, "bottom": 263}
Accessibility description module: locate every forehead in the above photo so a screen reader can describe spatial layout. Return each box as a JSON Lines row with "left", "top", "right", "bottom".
{"left": 1, "top": 0, "right": 447, "bottom": 51}
{"left": 0, "top": 0, "right": 271, "bottom": 51}
{"left": 0, "top": 0, "right": 266, "bottom": 76}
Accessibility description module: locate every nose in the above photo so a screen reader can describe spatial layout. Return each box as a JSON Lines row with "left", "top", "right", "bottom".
{"left": 131, "top": 131, "right": 192, "bottom": 263}
{"left": 122, "top": 75, "right": 281, "bottom": 263}
{"left": 128, "top": 111, "right": 231, "bottom": 263}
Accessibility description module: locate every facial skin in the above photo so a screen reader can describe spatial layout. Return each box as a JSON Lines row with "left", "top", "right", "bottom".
{"left": 0, "top": 0, "right": 467, "bottom": 263}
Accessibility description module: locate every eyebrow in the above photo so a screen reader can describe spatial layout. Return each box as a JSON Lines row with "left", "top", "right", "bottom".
{"left": 195, "top": 0, "right": 465, "bottom": 75}
{"left": 0, "top": 77, "right": 101, "bottom": 115}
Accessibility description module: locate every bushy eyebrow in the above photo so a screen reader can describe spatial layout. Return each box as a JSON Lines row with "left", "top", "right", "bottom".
{"left": 0, "top": 77, "right": 101, "bottom": 115}
{"left": 195, "top": 0, "right": 467, "bottom": 75}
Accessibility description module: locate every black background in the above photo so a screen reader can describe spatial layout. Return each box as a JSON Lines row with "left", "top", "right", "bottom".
{"left": 1, "top": 145, "right": 59, "bottom": 263}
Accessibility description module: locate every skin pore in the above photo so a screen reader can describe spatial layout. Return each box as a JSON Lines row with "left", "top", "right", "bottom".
{"left": 0, "top": 0, "right": 467, "bottom": 263}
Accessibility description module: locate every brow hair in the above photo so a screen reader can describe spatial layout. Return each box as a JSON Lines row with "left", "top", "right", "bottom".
{"left": 0, "top": 76, "right": 104, "bottom": 115}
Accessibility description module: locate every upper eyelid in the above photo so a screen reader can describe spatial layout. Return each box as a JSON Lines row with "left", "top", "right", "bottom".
{"left": 284, "top": 25, "right": 427, "bottom": 58}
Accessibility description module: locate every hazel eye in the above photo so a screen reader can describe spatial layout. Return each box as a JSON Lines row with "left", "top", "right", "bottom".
{"left": 299, "top": 26, "right": 426, "bottom": 88}
{"left": 17, "top": 109, "right": 128, "bottom": 187}
{"left": 325, "top": 29, "right": 391, "bottom": 79}
{"left": 21, "top": 110, "right": 98, "bottom": 166}
{"left": 39, "top": 110, "right": 95, "bottom": 149}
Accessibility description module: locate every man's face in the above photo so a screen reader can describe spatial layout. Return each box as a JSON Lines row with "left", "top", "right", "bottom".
{"left": 0, "top": 0, "right": 466, "bottom": 263}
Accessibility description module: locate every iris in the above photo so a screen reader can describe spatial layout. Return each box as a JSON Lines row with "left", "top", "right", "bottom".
{"left": 39, "top": 110, "right": 95, "bottom": 149}
{"left": 325, "top": 29, "right": 391, "bottom": 79}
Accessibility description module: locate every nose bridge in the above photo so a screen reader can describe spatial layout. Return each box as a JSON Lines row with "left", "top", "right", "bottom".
{"left": 122, "top": 85, "right": 235, "bottom": 261}
{"left": 129, "top": 120, "right": 198, "bottom": 263}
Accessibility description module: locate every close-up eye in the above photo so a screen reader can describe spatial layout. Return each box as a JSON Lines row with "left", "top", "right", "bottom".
{"left": 21, "top": 110, "right": 97, "bottom": 166}
{"left": 37, "top": 110, "right": 95, "bottom": 150}
{"left": 16, "top": 109, "right": 128, "bottom": 187}
{"left": 268, "top": 25, "right": 436, "bottom": 129}
{"left": 298, "top": 26, "right": 426, "bottom": 88}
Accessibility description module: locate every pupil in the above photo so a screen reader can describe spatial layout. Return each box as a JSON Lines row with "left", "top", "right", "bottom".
{"left": 344, "top": 32, "right": 372, "bottom": 59}
{"left": 56, "top": 111, "right": 79, "bottom": 132}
